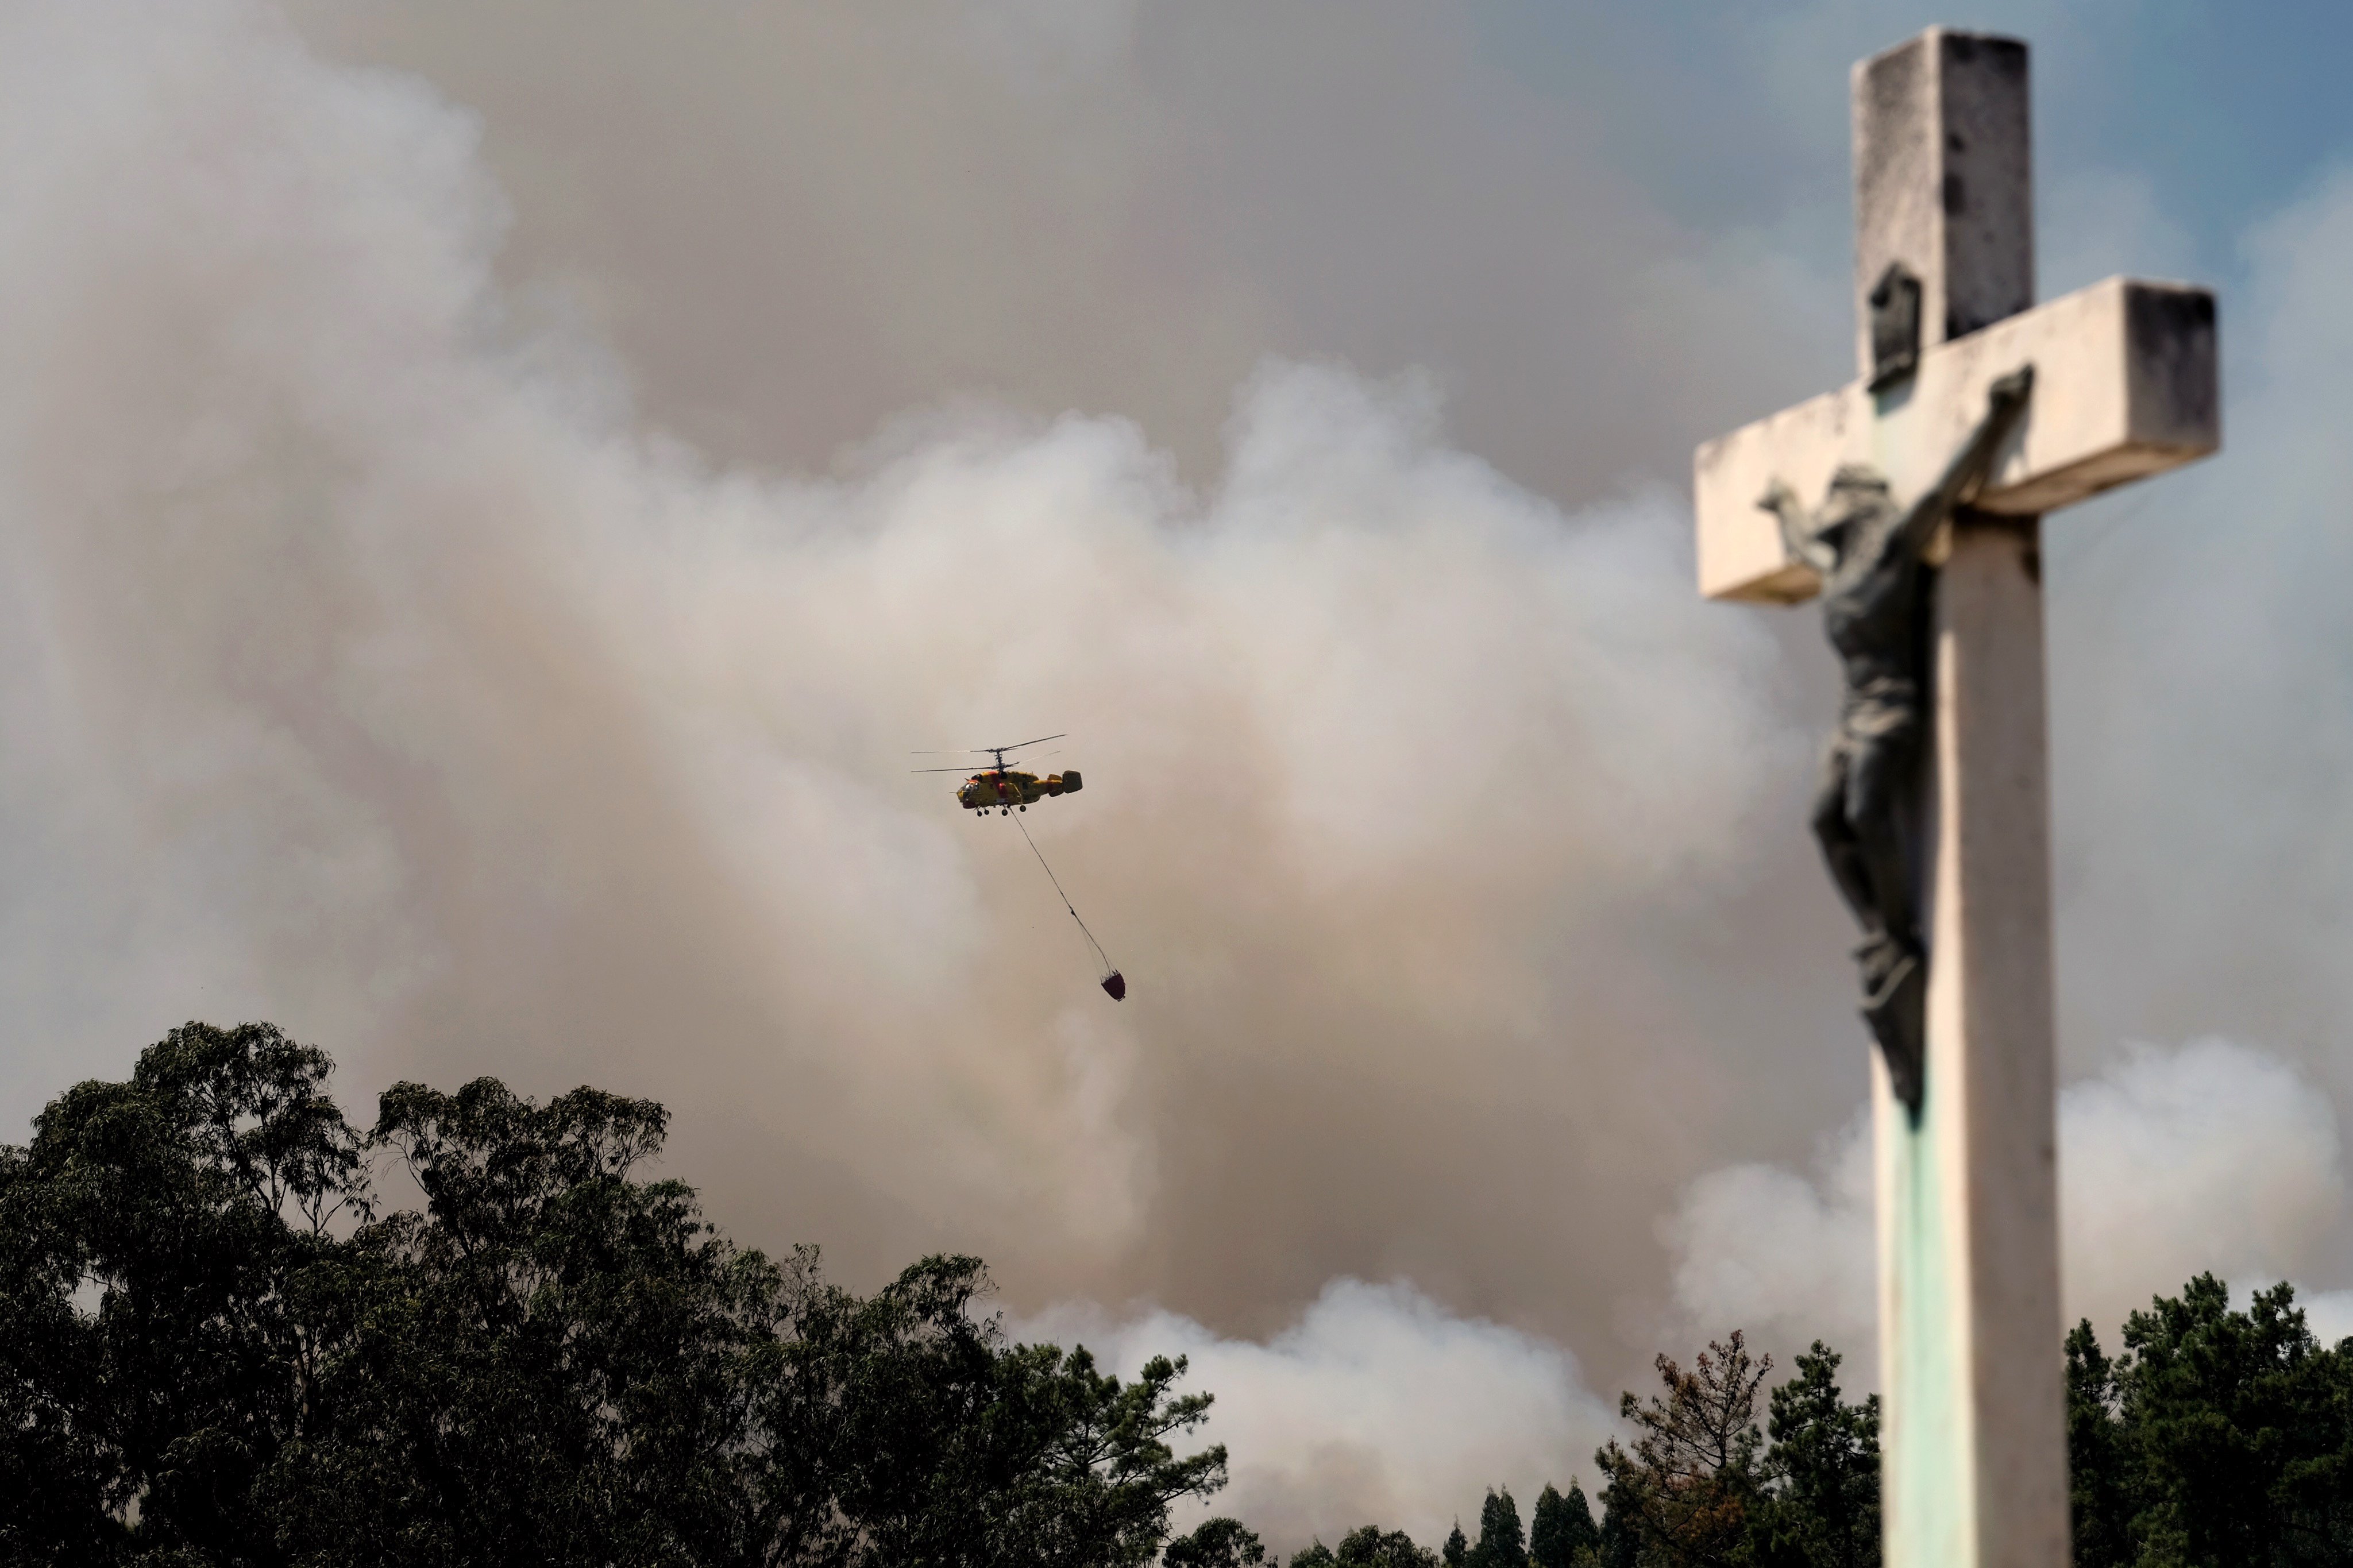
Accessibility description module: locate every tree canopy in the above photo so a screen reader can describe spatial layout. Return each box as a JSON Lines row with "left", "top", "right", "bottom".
{"left": 2067, "top": 1274, "right": 2353, "bottom": 1566}
{"left": 11, "top": 1023, "right": 2353, "bottom": 1568}
{"left": 0, "top": 1022, "right": 1245, "bottom": 1567}
{"left": 1529, "top": 1482, "right": 1600, "bottom": 1568}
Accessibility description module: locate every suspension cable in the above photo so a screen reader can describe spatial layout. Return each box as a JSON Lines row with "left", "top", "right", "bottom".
{"left": 1014, "top": 812, "right": 1115, "bottom": 977}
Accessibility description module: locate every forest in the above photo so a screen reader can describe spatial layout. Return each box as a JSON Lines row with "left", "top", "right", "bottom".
{"left": 6, "top": 1024, "right": 2350, "bottom": 1566}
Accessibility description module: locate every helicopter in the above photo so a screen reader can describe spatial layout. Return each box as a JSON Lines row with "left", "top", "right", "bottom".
{"left": 911, "top": 733, "right": 1083, "bottom": 816}
{"left": 913, "top": 732, "right": 1123, "bottom": 1000}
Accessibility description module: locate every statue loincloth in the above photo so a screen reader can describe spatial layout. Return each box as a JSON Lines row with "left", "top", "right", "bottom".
{"left": 1833, "top": 674, "right": 1922, "bottom": 752}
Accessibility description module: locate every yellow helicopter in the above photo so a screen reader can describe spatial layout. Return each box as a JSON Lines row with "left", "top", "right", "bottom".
{"left": 911, "top": 734, "right": 1083, "bottom": 816}
{"left": 913, "top": 732, "right": 1122, "bottom": 999}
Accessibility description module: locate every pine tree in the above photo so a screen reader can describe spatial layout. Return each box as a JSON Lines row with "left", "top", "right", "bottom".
{"left": 1595, "top": 1473, "right": 1640, "bottom": 1568}
{"left": 2064, "top": 1320, "right": 2132, "bottom": 1568}
{"left": 1468, "top": 1488, "right": 1526, "bottom": 1567}
{"left": 1756, "top": 1343, "right": 1878, "bottom": 1568}
{"left": 1593, "top": 1331, "right": 1769, "bottom": 1567}
{"left": 1530, "top": 1480, "right": 1600, "bottom": 1568}
{"left": 2113, "top": 1275, "right": 2353, "bottom": 1563}
{"left": 1443, "top": 1521, "right": 1469, "bottom": 1567}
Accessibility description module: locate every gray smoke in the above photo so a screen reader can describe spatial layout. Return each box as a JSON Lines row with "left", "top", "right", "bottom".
{"left": 1672, "top": 1038, "right": 2353, "bottom": 1379}
{"left": 0, "top": 0, "right": 1819, "bottom": 1353}
{"left": 1020, "top": 1280, "right": 1616, "bottom": 1549}
{"left": 9, "top": 2, "right": 2353, "bottom": 1550}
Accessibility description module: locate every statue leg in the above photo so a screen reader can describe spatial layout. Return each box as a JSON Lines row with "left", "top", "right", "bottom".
{"left": 1844, "top": 721, "right": 1927, "bottom": 1113}
{"left": 1810, "top": 743, "right": 1887, "bottom": 937}
{"left": 1843, "top": 723, "right": 1920, "bottom": 948}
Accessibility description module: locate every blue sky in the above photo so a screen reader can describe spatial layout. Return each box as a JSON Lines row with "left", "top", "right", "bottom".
{"left": 1475, "top": 0, "right": 2353, "bottom": 280}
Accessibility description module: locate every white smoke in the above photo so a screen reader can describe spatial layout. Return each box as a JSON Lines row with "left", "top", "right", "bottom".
{"left": 0, "top": 0, "right": 1803, "bottom": 1340}
{"left": 1020, "top": 1279, "right": 1615, "bottom": 1554}
{"left": 1669, "top": 1114, "right": 1877, "bottom": 1358}
{"left": 1669, "top": 1038, "right": 2353, "bottom": 1369}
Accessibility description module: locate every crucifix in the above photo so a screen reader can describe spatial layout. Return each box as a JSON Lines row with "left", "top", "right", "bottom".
{"left": 1692, "top": 29, "right": 2218, "bottom": 1568}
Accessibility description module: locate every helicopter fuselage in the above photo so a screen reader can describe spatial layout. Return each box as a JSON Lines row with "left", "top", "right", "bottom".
{"left": 957, "top": 768, "right": 1082, "bottom": 812}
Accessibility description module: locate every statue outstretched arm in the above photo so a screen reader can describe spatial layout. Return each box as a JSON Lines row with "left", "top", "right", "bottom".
{"left": 1895, "top": 364, "right": 2035, "bottom": 558}
{"left": 1758, "top": 479, "right": 1838, "bottom": 575}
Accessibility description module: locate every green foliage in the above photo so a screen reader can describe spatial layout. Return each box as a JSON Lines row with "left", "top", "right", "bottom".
{"left": 1166, "top": 1517, "right": 1268, "bottom": 1566}
{"left": 2065, "top": 1319, "right": 2134, "bottom": 1568}
{"left": 1753, "top": 1345, "right": 1878, "bottom": 1568}
{"left": 1530, "top": 1481, "right": 1600, "bottom": 1568}
{"left": 1595, "top": 1470, "right": 1641, "bottom": 1568}
{"left": 0, "top": 1022, "right": 369, "bottom": 1565}
{"left": 1291, "top": 1525, "right": 1441, "bottom": 1567}
{"left": 1469, "top": 1488, "right": 1527, "bottom": 1568}
{"left": 1585, "top": 1332, "right": 1880, "bottom": 1568}
{"left": 2066, "top": 1273, "right": 2353, "bottom": 1566}
{"left": 0, "top": 1024, "right": 1230, "bottom": 1567}
{"left": 29, "top": 1025, "right": 2353, "bottom": 1568}
{"left": 1579, "top": 1279, "right": 2353, "bottom": 1568}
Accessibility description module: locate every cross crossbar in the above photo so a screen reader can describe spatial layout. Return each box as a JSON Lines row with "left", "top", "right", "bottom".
{"left": 1695, "top": 275, "right": 2218, "bottom": 602}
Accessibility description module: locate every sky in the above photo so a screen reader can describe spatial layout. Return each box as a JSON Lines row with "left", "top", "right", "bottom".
{"left": 7, "top": 0, "right": 2353, "bottom": 1549}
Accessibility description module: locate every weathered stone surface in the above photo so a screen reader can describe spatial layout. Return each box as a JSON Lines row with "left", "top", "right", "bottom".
{"left": 1694, "top": 25, "right": 2222, "bottom": 1568}
{"left": 1876, "top": 516, "right": 2066, "bottom": 1568}
{"left": 1694, "top": 276, "right": 2219, "bottom": 603}
{"left": 1853, "top": 29, "right": 2033, "bottom": 375}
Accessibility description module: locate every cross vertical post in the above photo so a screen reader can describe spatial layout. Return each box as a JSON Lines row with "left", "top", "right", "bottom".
{"left": 1692, "top": 26, "right": 2220, "bottom": 1568}
{"left": 1861, "top": 32, "right": 2065, "bottom": 1568}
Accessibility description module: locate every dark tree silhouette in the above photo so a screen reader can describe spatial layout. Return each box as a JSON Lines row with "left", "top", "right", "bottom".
{"left": 0, "top": 1023, "right": 1230, "bottom": 1567}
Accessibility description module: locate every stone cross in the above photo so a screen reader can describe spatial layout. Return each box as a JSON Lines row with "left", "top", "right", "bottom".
{"left": 1691, "top": 29, "right": 2218, "bottom": 1568}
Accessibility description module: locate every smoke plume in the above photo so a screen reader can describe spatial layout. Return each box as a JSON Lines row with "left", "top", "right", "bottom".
{"left": 1021, "top": 1280, "right": 1615, "bottom": 1550}
{"left": 1671, "top": 1039, "right": 2353, "bottom": 1373}
{"left": 14, "top": 2, "right": 2353, "bottom": 1547}
{"left": 0, "top": 0, "right": 1818, "bottom": 1359}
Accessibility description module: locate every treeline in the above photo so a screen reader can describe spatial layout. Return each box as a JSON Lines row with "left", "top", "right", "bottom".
{"left": 8, "top": 1026, "right": 2353, "bottom": 1566}
{"left": 1, "top": 1024, "right": 1248, "bottom": 1566}
{"left": 1290, "top": 1286, "right": 2353, "bottom": 1568}
{"left": 2066, "top": 1276, "right": 2353, "bottom": 1565}
{"left": 1284, "top": 1333, "right": 1876, "bottom": 1568}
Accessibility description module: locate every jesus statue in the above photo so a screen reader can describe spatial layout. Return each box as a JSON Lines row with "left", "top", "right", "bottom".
{"left": 1758, "top": 364, "right": 2035, "bottom": 1112}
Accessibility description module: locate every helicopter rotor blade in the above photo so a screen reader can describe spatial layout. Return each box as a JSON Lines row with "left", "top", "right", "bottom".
{"left": 911, "top": 733, "right": 1067, "bottom": 766}
{"left": 909, "top": 737, "right": 1062, "bottom": 755}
